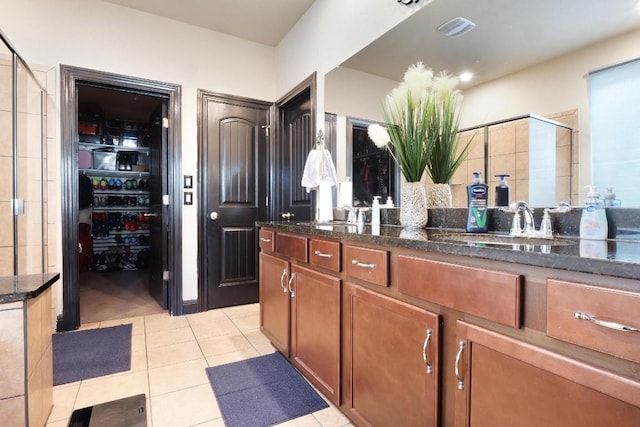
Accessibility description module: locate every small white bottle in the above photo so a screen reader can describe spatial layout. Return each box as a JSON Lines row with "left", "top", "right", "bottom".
{"left": 371, "top": 196, "right": 381, "bottom": 226}
{"left": 579, "top": 185, "right": 608, "bottom": 240}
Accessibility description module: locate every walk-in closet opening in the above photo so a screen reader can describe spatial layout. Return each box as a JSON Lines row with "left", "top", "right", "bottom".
{"left": 76, "top": 84, "right": 166, "bottom": 324}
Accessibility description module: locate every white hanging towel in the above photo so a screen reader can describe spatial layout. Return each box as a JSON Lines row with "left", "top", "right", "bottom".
{"left": 301, "top": 145, "right": 338, "bottom": 193}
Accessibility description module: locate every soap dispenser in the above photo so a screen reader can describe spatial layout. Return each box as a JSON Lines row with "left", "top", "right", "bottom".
{"left": 494, "top": 174, "right": 510, "bottom": 207}
{"left": 580, "top": 185, "right": 608, "bottom": 240}
{"left": 466, "top": 172, "right": 488, "bottom": 233}
{"left": 603, "top": 187, "right": 621, "bottom": 207}
{"left": 371, "top": 196, "right": 381, "bottom": 226}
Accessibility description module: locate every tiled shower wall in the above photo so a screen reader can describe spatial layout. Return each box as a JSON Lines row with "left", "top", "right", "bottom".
{"left": 451, "top": 109, "right": 579, "bottom": 208}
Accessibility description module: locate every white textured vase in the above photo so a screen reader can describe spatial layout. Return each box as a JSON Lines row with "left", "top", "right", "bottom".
{"left": 400, "top": 181, "right": 429, "bottom": 228}
{"left": 427, "top": 183, "right": 453, "bottom": 208}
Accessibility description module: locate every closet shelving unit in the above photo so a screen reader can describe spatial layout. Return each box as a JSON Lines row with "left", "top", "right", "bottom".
{"left": 78, "top": 118, "right": 152, "bottom": 271}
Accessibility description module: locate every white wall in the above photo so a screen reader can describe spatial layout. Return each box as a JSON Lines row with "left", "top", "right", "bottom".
{"left": 276, "top": 0, "right": 426, "bottom": 129}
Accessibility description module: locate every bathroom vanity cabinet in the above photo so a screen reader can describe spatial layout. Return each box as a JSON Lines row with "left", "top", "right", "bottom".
{"left": 258, "top": 224, "right": 640, "bottom": 426}
{"left": 259, "top": 230, "right": 341, "bottom": 404}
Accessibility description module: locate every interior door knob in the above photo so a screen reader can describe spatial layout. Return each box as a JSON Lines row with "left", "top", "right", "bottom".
{"left": 210, "top": 211, "right": 219, "bottom": 220}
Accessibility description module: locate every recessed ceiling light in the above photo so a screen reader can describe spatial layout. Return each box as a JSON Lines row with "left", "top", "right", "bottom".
{"left": 437, "top": 17, "right": 476, "bottom": 38}
{"left": 459, "top": 72, "right": 473, "bottom": 82}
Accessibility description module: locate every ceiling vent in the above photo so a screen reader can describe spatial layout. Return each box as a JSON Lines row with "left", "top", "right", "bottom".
{"left": 437, "top": 17, "right": 476, "bottom": 38}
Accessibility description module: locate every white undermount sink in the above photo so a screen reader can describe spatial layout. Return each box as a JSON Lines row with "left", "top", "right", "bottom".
{"left": 430, "top": 232, "right": 576, "bottom": 247}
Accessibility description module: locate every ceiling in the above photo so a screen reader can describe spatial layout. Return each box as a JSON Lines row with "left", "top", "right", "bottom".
{"left": 102, "top": 0, "right": 316, "bottom": 46}
{"left": 101, "top": 0, "right": 640, "bottom": 87}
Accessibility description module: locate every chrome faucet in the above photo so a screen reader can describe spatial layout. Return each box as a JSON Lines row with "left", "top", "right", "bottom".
{"left": 341, "top": 205, "right": 358, "bottom": 224}
{"left": 506, "top": 201, "right": 536, "bottom": 237}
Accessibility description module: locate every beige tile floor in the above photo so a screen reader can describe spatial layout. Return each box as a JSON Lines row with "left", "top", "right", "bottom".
{"left": 46, "top": 303, "right": 353, "bottom": 427}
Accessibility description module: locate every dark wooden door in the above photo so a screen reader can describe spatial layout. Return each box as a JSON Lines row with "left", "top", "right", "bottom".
{"left": 201, "top": 93, "right": 269, "bottom": 309}
{"left": 148, "top": 105, "right": 168, "bottom": 308}
{"left": 259, "top": 252, "right": 290, "bottom": 356}
{"left": 345, "top": 282, "right": 440, "bottom": 427}
{"left": 279, "top": 88, "right": 314, "bottom": 222}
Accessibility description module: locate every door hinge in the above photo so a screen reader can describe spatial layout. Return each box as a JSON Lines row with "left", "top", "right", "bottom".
{"left": 162, "top": 117, "right": 169, "bottom": 129}
{"left": 162, "top": 270, "right": 170, "bottom": 281}
{"left": 261, "top": 125, "right": 270, "bottom": 137}
{"left": 162, "top": 195, "right": 170, "bottom": 205}
{"left": 11, "top": 198, "right": 24, "bottom": 215}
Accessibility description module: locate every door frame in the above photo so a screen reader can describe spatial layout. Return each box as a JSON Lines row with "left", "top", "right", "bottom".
{"left": 272, "top": 73, "right": 317, "bottom": 221}
{"left": 59, "top": 65, "right": 183, "bottom": 331}
{"left": 196, "top": 90, "right": 272, "bottom": 312}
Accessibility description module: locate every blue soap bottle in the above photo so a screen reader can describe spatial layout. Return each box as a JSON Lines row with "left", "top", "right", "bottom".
{"left": 466, "top": 172, "right": 488, "bottom": 233}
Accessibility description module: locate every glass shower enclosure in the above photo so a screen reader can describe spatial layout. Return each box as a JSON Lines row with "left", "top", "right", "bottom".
{"left": 0, "top": 30, "right": 48, "bottom": 276}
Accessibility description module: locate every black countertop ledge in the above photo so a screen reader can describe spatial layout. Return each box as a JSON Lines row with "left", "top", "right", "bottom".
{"left": 0, "top": 273, "right": 60, "bottom": 303}
{"left": 258, "top": 222, "right": 640, "bottom": 283}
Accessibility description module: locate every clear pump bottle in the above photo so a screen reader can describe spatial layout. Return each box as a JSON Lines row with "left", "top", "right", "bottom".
{"left": 579, "top": 185, "right": 608, "bottom": 240}
{"left": 603, "top": 187, "right": 621, "bottom": 207}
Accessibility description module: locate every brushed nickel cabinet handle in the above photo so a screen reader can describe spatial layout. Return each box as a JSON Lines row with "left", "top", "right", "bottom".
{"left": 260, "top": 237, "right": 272, "bottom": 243}
{"left": 314, "top": 250, "right": 333, "bottom": 258}
{"left": 455, "top": 340, "right": 466, "bottom": 390}
{"left": 288, "top": 273, "right": 296, "bottom": 298}
{"left": 351, "top": 259, "right": 376, "bottom": 269}
{"left": 574, "top": 311, "right": 640, "bottom": 333}
{"left": 422, "top": 328, "right": 433, "bottom": 374}
{"left": 280, "top": 270, "right": 288, "bottom": 293}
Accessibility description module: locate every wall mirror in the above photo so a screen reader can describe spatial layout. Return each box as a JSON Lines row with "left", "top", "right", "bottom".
{"left": 325, "top": 0, "right": 640, "bottom": 208}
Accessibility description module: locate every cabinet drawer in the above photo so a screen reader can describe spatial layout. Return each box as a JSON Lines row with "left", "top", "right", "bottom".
{"left": 258, "top": 229, "right": 275, "bottom": 252}
{"left": 275, "top": 232, "right": 308, "bottom": 262}
{"left": 396, "top": 255, "right": 522, "bottom": 328}
{"left": 310, "top": 239, "right": 341, "bottom": 272}
{"left": 344, "top": 245, "right": 388, "bottom": 287}
{"left": 547, "top": 279, "right": 640, "bottom": 363}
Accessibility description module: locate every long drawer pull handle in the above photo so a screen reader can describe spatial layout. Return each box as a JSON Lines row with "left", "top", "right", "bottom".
{"left": 288, "top": 273, "right": 296, "bottom": 298}
{"left": 280, "top": 270, "right": 288, "bottom": 293}
{"left": 314, "top": 250, "right": 333, "bottom": 259}
{"left": 351, "top": 259, "right": 376, "bottom": 269}
{"left": 260, "top": 237, "right": 272, "bottom": 243}
{"left": 574, "top": 311, "right": 640, "bottom": 333}
{"left": 455, "top": 340, "right": 466, "bottom": 390}
{"left": 422, "top": 328, "right": 433, "bottom": 374}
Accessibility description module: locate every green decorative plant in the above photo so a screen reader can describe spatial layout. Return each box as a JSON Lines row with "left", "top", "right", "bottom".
{"left": 368, "top": 62, "right": 471, "bottom": 184}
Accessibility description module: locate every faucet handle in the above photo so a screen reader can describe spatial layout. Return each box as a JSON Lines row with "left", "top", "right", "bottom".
{"left": 510, "top": 211, "right": 523, "bottom": 236}
{"left": 547, "top": 202, "right": 571, "bottom": 213}
{"left": 540, "top": 208, "right": 553, "bottom": 239}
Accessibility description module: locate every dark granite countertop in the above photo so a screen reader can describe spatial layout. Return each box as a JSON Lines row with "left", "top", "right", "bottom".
{"left": 258, "top": 221, "right": 640, "bottom": 282}
{"left": 0, "top": 273, "right": 61, "bottom": 304}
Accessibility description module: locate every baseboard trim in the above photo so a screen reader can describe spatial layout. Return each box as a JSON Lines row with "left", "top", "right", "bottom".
{"left": 182, "top": 299, "right": 199, "bottom": 315}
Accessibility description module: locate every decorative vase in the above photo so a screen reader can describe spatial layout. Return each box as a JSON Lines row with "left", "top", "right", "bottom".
{"left": 400, "top": 181, "right": 429, "bottom": 228}
{"left": 427, "top": 183, "right": 453, "bottom": 208}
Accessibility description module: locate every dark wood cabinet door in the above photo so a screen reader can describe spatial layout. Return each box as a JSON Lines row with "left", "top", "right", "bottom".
{"left": 290, "top": 264, "right": 341, "bottom": 405}
{"left": 344, "top": 282, "right": 440, "bottom": 427}
{"left": 259, "top": 252, "right": 290, "bottom": 356}
{"left": 454, "top": 320, "right": 640, "bottom": 427}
